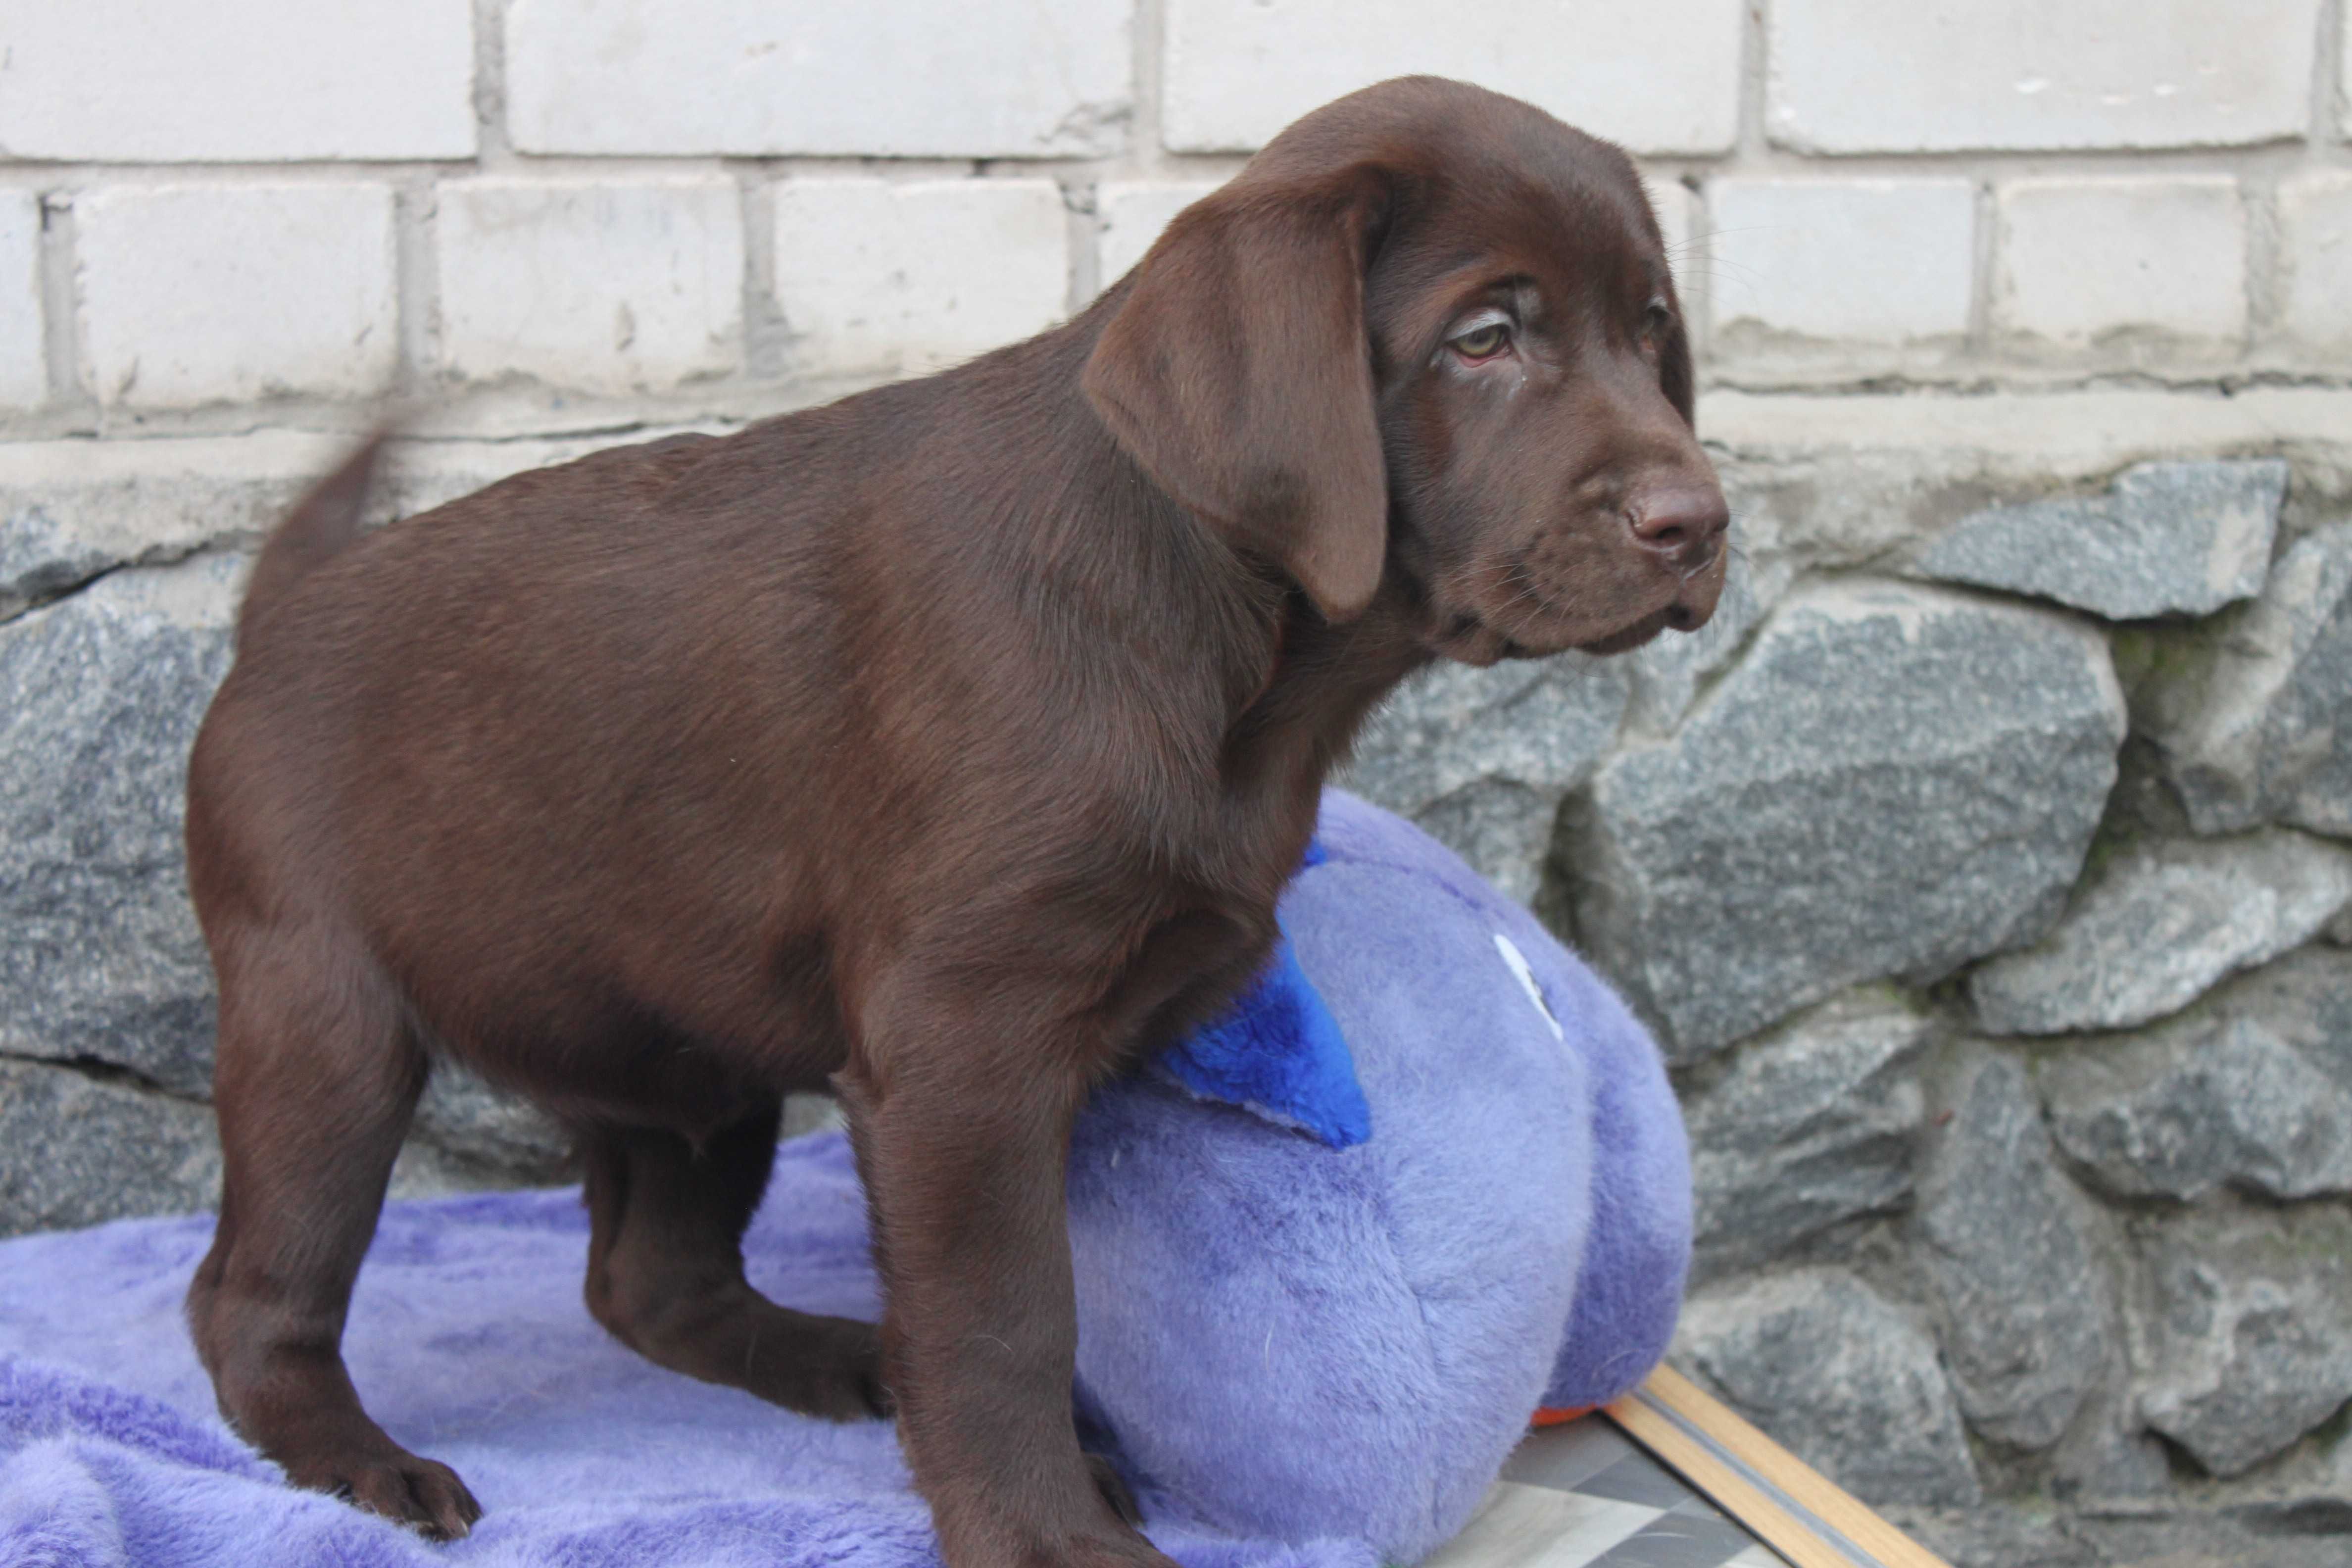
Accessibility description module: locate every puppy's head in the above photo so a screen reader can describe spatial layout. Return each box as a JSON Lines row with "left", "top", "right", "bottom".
{"left": 1084, "top": 76, "right": 1727, "bottom": 664}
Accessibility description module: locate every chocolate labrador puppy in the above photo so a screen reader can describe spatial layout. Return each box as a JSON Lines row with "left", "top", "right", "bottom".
{"left": 184, "top": 75, "right": 1725, "bottom": 1568}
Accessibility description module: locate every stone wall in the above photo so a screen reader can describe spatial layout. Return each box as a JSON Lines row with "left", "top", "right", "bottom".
{"left": 8, "top": 4, "right": 2352, "bottom": 1567}
{"left": 11, "top": 393, "right": 2352, "bottom": 1568}
{"left": 1348, "top": 398, "right": 2352, "bottom": 1568}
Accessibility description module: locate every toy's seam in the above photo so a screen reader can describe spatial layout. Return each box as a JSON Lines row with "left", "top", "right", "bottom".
{"left": 1358, "top": 1143, "right": 1451, "bottom": 1542}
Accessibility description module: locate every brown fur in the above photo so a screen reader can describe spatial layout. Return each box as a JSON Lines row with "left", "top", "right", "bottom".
{"left": 184, "top": 77, "right": 1726, "bottom": 1568}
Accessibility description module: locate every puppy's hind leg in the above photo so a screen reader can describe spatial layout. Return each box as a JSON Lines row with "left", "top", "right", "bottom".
{"left": 185, "top": 919, "right": 482, "bottom": 1540}
{"left": 581, "top": 1106, "right": 888, "bottom": 1420}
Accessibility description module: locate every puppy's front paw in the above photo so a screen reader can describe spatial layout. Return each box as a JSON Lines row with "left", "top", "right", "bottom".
{"left": 1055, "top": 1529, "right": 1181, "bottom": 1568}
{"left": 935, "top": 1470, "right": 1174, "bottom": 1568}
{"left": 295, "top": 1449, "right": 483, "bottom": 1541}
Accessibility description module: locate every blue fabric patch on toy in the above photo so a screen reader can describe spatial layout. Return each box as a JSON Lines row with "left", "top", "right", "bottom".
{"left": 1155, "top": 841, "right": 1371, "bottom": 1149}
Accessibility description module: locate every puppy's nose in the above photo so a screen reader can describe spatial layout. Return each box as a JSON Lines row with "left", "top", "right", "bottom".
{"left": 1627, "top": 488, "right": 1730, "bottom": 573}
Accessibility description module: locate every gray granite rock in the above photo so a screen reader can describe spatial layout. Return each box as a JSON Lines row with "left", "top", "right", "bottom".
{"left": 2127, "top": 1204, "right": 2352, "bottom": 1478}
{"left": 1706, "top": 446, "right": 1998, "bottom": 577}
{"left": 1969, "top": 830, "right": 2352, "bottom": 1036}
{"left": 1676, "top": 1267, "right": 1982, "bottom": 1508}
{"left": 2049, "top": 1384, "right": 2174, "bottom": 1503}
{"left": 1879, "top": 1504, "right": 2099, "bottom": 1568}
{"left": 0, "top": 506, "right": 119, "bottom": 624}
{"left": 1916, "top": 1053, "right": 2111, "bottom": 1451}
{"left": 1563, "top": 580, "right": 2125, "bottom": 1058}
{"left": 2066, "top": 1506, "right": 2352, "bottom": 1568}
{"left": 1404, "top": 778, "right": 1567, "bottom": 904}
{"left": 0, "top": 556, "right": 245, "bottom": 1094}
{"left": 783, "top": 1092, "right": 844, "bottom": 1140}
{"left": 2207, "top": 943, "right": 2352, "bottom": 1094}
{"left": 1681, "top": 987, "right": 1929, "bottom": 1282}
{"left": 1623, "top": 542, "right": 1782, "bottom": 735}
{"left": 1342, "top": 653, "right": 1627, "bottom": 901}
{"left": 0, "top": 1057, "right": 221, "bottom": 1237}
{"left": 385, "top": 1137, "right": 552, "bottom": 1198}
{"left": 1914, "top": 460, "right": 2285, "bottom": 621}
{"left": 412, "top": 1061, "right": 573, "bottom": 1182}
{"left": 0, "top": 435, "right": 355, "bottom": 623}
{"left": 2044, "top": 1017, "right": 2352, "bottom": 1202}
{"left": 0, "top": 1054, "right": 553, "bottom": 1241}
{"left": 2141, "top": 522, "right": 2352, "bottom": 837}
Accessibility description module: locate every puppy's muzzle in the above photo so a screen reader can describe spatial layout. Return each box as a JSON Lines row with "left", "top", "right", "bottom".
{"left": 1627, "top": 487, "right": 1730, "bottom": 630}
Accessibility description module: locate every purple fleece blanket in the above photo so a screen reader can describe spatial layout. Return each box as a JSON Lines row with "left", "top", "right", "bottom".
{"left": 0, "top": 791, "right": 1686, "bottom": 1568}
{"left": 0, "top": 1131, "right": 1372, "bottom": 1568}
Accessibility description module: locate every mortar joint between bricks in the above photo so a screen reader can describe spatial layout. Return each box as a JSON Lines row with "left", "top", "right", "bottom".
{"left": 34, "top": 189, "right": 85, "bottom": 411}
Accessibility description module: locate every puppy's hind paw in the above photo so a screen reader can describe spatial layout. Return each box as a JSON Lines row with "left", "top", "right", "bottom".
{"left": 1086, "top": 1453, "right": 1144, "bottom": 1529}
{"left": 777, "top": 1313, "right": 895, "bottom": 1422}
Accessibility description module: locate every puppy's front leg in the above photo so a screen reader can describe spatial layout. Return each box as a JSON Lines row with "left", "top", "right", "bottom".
{"left": 839, "top": 979, "right": 1174, "bottom": 1568}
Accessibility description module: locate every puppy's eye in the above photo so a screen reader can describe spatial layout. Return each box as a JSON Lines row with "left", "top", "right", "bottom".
{"left": 1642, "top": 299, "right": 1674, "bottom": 338}
{"left": 1449, "top": 320, "right": 1512, "bottom": 361}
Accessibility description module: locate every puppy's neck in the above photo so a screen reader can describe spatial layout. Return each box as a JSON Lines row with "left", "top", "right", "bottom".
{"left": 972, "top": 308, "right": 1433, "bottom": 808}
{"left": 1223, "top": 576, "right": 1430, "bottom": 797}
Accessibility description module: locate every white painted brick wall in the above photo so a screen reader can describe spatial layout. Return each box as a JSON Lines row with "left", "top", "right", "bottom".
{"left": 0, "top": 0, "right": 474, "bottom": 162}
{"left": 1996, "top": 178, "right": 2248, "bottom": 355}
{"left": 2281, "top": 175, "right": 2352, "bottom": 354}
{"left": 1707, "top": 180, "right": 1976, "bottom": 351}
{"left": 1096, "top": 182, "right": 1225, "bottom": 288}
{"left": 1648, "top": 183, "right": 1694, "bottom": 291}
{"left": 506, "top": 0, "right": 1131, "bottom": 157}
{"left": 0, "top": 0, "right": 2342, "bottom": 416}
{"left": 75, "top": 184, "right": 397, "bottom": 409}
{"left": 772, "top": 180, "right": 1069, "bottom": 377}
{"left": 1162, "top": 0, "right": 1743, "bottom": 155}
{"left": 1769, "top": 0, "right": 2316, "bottom": 152}
{"left": 0, "top": 195, "right": 44, "bottom": 409}
{"left": 2344, "top": 15, "right": 2352, "bottom": 138}
{"left": 1096, "top": 174, "right": 1708, "bottom": 322}
{"left": 437, "top": 179, "right": 744, "bottom": 394}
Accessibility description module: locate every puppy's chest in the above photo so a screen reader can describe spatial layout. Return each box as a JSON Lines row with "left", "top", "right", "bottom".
{"left": 1100, "top": 822, "right": 1314, "bottom": 1053}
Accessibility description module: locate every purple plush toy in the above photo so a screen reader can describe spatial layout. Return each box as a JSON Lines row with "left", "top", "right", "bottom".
{"left": 0, "top": 791, "right": 1687, "bottom": 1568}
{"left": 1069, "top": 790, "right": 1692, "bottom": 1563}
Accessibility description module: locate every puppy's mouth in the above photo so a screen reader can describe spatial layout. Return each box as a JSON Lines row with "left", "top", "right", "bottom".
{"left": 1432, "top": 601, "right": 1685, "bottom": 666}
{"left": 1426, "top": 543, "right": 1721, "bottom": 666}
{"left": 1575, "top": 607, "right": 1677, "bottom": 655}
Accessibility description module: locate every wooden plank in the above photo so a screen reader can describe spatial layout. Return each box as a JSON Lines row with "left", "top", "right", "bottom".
{"left": 1603, "top": 1392, "right": 1856, "bottom": 1568}
{"left": 1602, "top": 1366, "right": 1953, "bottom": 1568}
{"left": 1636, "top": 1367, "right": 1952, "bottom": 1568}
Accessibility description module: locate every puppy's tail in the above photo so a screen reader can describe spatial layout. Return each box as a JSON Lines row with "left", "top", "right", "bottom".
{"left": 239, "top": 426, "right": 394, "bottom": 641}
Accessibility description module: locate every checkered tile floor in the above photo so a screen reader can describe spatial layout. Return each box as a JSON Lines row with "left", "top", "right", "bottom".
{"left": 1422, "top": 1416, "right": 1786, "bottom": 1568}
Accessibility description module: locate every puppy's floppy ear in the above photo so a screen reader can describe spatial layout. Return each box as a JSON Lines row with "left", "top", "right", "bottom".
{"left": 1082, "top": 170, "right": 1389, "bottom": 623}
